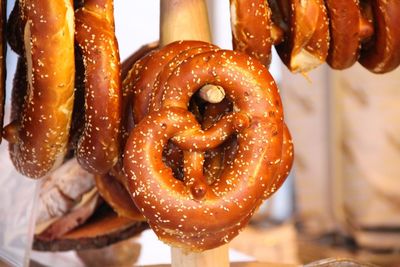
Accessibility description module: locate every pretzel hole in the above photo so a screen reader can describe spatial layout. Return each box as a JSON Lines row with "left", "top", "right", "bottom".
{"left": 161, "top": 95, "right": 240, "bottom": 199}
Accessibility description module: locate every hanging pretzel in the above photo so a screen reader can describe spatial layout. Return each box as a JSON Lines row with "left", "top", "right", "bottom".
{"left": 230, "top": 0, "right": 329, "bottom": 73}
{"left": 324, "top": 0, "right": 374, "bottom": 69}
{"left": 75, "top": 0, "right": 122, "bottom": 174}
{"left": 229, "top": 0, "right": 274, "bottom": 67}
{"left": 124, "top": 43, "right": 292, "bottom": 250}
{"left": 3, "top": 0, "right": 75, "bottom": 178}
{"left": 358, "top": 0, "right": 400, "bottom": 73}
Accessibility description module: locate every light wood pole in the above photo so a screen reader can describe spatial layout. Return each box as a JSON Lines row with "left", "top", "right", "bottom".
{"left": 160, "top": 0, "right": 229, "bottom": 266}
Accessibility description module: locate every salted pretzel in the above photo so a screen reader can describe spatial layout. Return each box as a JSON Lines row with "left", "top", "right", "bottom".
{"left": 75, "top": 0, "right": 122, "bottom": 174}
{"left": 125, "top": 41, "right": 226, "bottom": 181}
{"left": 358, "top": 0, "right": 400, "bottom": 73}
{"left": 0, "top": 0, "right": 5, "bottom": 144}
{"left": 124, "top": 42, "right": 293, "bottom": 250}
{"left": 324, "top": 0, "right": 374, "bottom": 69}
{"left": 3, "top": 0, "right": 75, "bottom": 178}
{"left": 229, "top": 0, "right": 274, "bottom": 67}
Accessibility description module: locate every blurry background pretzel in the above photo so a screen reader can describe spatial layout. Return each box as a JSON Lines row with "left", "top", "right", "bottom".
{"left": 358, "top": 0, "right": 400, "bottom": 73}
{"left": 229, "top": 0, "right": 400, "bottom": 74}
{"left": 230, "top": 0, "right": 330, "bottom": 73}
{"left": 324, "top": 0, "right": 373, "bottom": 70}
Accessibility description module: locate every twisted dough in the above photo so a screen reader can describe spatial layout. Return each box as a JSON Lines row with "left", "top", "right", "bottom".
{"left": 123, "top": 42, "right": 293, "bottom": 250}
{"left": 75, "top": 0, "right": 121, "bottom": 174}
{"left": 4, "top": 0, "right": 75, "bottom": 178}
{"left": 230, "top": 0, "right": 274, "bottom": 67}
{"left": 324, "top": 0, "right": 373, "bottom": 69}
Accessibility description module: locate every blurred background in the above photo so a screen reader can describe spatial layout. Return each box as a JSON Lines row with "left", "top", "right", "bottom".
{"left": 1, "top": 1, "right": 400, "bottom": 266}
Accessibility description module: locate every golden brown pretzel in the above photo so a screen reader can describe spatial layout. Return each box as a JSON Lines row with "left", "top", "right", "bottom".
{"left": 4, "top": 0, "right": 75, "bottom": 178}
{"left": 324, "top": 0, "right": 374, "bottom": 69}
{"left": 358, "top": 0, "right": 400, "bottom": 73}
{"left": 229, "top": 0, "right": 273, "bottom": 67}
{"left": 271, "top": 0, "right": 330, "bottom": 73}
{"left": 0, "top": 0, "right": 5, "bottom": 144}
{"left": 124, "top": 44, "right": 290, "bottom": 250}
{"left": 75, "top": 0, "right": 121, "bottom": 174}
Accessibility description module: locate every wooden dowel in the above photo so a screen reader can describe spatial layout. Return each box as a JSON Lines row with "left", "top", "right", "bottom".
{"left": 171, "top": 245, "right": 229, "bottom": 267}
{"left": 160, "top": 0, "right": 225, "bottom": 104}
{"left": 160, "top": 0, "right": 211, "bottom": 45}
{"left": 160, "top": 1, "right": 230, "bottom": 266}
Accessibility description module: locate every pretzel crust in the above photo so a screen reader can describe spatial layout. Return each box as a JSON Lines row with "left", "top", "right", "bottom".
{"left": 325, "top": 0, "right": 361, "bottom": 69}
{"left": 75, "top": 0, "right": 121, "bottom": 174}
{"left": 6, "top": 0, "right": 75, "bottom": 178}
{"left": 359, "top": 0, "right": 400, "bottom": 73}
{"left": 230, "top": 0, "right": 273, "bottom": 67}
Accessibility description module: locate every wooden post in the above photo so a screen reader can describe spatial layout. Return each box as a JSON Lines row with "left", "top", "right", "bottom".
{"left": 171, "top": 245, "right": 230, "bottom": 267}
{"left": 160, "top": 0, "right": 229, "bottom": 266}
{"left": 160, "top": 0, "right": 211, "bottom": 46}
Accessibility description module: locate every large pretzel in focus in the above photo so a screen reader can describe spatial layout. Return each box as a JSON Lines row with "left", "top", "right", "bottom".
{"left": 75, "top": 0, "right": 121, "bottom": 174}
{"left": 124, "top": 43, "right": 293, "bottom": 250}
{"left": 3, "top": 0, "right": 75, "bottom": 178}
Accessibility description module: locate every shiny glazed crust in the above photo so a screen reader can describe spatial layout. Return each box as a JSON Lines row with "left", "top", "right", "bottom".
{"left": 75, "top": 0, "right": 122, "bottom": 174}
{"left": 6, "top": 0, "right": 75, "bottom": 178}
{"left": 230, "top": 0, "right": 273, "bottom": 67}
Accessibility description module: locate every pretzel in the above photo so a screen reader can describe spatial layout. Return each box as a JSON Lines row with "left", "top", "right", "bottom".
{"left": 272, "top": 0, "right": 330, "bottom": 73}
{"left": 324, "top": 0, "right": 374, "bottom": 69}
{"left": 3, "top": 0, "right": 75, "bottom": 178}
{"left": 358, "top": 0, "right": 400, "bottom": 73}
{"left": 229, "top": 0, "right": 329, "bottom": 73}
{"left": 75, "top": 0, "right": 121, "bottom": 174}
{"left": 0, "top": 0, "right": 5, "bottom": 144}
{"left": 124, "top": 44, "right": 292, "bottom": 250}
{"left": 230, "top": 0, "right": 273, "bottom": 67}
{"left": 105, "top": 44, "right": 160, "bottom": 219}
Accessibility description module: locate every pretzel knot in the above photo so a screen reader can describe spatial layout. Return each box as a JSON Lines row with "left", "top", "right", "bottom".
{"left": 124, "top": 45, "right": 292, "bottom": 250}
